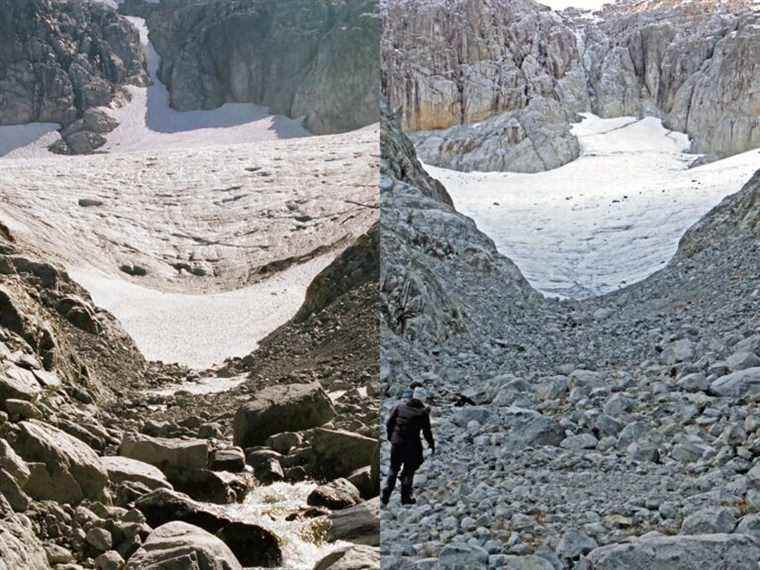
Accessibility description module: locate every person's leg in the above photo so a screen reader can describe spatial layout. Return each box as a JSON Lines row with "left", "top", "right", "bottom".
{"left": 400, "top": 463, "right": 418, "bottom": 505}
{"left": 381, "top": 445, "right": 402, "bottom": 505}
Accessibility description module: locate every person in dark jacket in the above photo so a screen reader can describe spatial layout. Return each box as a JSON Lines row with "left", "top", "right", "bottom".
{"left": 381, "top": 387, "right": 435, "bottom": 506}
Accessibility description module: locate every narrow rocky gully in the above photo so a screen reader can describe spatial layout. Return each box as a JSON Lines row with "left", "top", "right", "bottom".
{"left": 0, "top": 1, "right": 381, "bottom": 567}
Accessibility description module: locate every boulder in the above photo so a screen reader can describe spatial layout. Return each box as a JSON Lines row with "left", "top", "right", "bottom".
{"left": 125, "top": 522, "right": 242, "bottom": 570}
{"left": 0, "top": 511, "right": 51, "bottom": 569}
{"left": 347, "top": 466, "right": 377, "bottom": 499}
{"left": 134, "top": 489, "right": 281, "bottom": 565}
{"left": 13, "top": 420, "right": 109, "bottom": 503}
{"left": 0, "top": 364, "right": 42, "bottom": 401}
{"left": 209, "top": 447, "right": 245, "bottom": 472}
{"left": 438, "top": 543, "right": 489, "bottom": 569}
{"left": 680, "top": 508, "right": 737, "bottom": 535}
{"left": 709, "top": 368, "right": 760, "bottom": 398}
{"left": 583, "top": 533, "right": 760, "bottom": 569}
{"left": 233, "top": 383, "right": 336, "bottom": 448}
{"left": 325, "top": 498, "right": 379, "bottom": 546}
{"left": 314, "top": 545, "right": 380, "bottom": 570}
{"left": 100, "top": 456, "right": 173, "bottom": 491}
{"left": 308, "top": 428, "right": 377, "bottom": 480}
{"left": 307, "top": 479, "right": 362, "bottom": 510}
{"left": 119, "top": 433, "right": 209, "bottom": 471}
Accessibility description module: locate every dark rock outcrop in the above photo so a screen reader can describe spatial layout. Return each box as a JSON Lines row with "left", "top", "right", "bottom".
{"left": 141, "top": 0, "right": 380, "bottom": 134}
{"left": 0, "top": 0, "right": 147, "bottom": 153}
{"left": 382, "top": 0, "right": 760, "bottom": 171}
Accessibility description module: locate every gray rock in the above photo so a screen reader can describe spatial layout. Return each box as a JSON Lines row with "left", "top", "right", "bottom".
{"left": 584, "top": 533, "right": 760, "bottom": 569}
{"left": 119, "top": 432, "right": 209, "bottom": 471}
{"left": 314, "top": 545, "right": 380, "bottom": 570}
{"left": 125, "top": 521, "right": 242, "bottom": 570}
{"left": 233, "top": 383, "right": 336, "bottom": 448}
{"left": 438, "top": 543, "right": 489, "bottom": 569}
{"left": 680, "top": 507, "right": 737, "bottom": 535}
{"left": 100, "top": 456, "right": 173, "bottom": 491}
{"left": 710, "top": 368, "right": 760, "bottom": 398}
{"left": 13, "top": 420, "right": 109, "bottom": 503}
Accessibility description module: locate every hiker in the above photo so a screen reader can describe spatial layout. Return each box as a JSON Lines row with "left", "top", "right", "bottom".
{"left": 381, "top": 386, "right": 435, "bottom": 506}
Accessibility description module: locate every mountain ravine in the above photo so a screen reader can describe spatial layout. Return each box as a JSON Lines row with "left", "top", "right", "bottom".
{"left": 0, "top": 0, "right": 380, "bottom": 568}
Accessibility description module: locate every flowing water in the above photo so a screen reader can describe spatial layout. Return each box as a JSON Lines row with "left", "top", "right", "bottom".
{"left": 224, "top": 482, "right": 350, "bottom": 569}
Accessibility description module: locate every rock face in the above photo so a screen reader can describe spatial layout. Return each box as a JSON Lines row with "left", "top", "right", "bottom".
{"left": 0, "top": 0, "right": 146, "bottom": 152}
{"left": 382, "top": 0, "right": 760, "bottom": 171}
{"left": 12, "top": 420, "right": 109, "bottom": 503}
{"left": 233, "top": 383, "right": 336, "bottom": 448}
{"left": 140, "top": 0, "right": 380, "bottom": 134}
{"left": 0, "top": 509, "right": 51, "bottom": 570}
{"left": 125, "top": 521, "right": 242, "bottom": 570}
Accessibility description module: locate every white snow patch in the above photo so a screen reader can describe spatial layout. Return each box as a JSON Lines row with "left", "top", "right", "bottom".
{"left": 69, "top": 254, "right": 334, "bottom": 370}
{"left": 146, "top": 374, "right": 248, "bottom": 397}
{"left": 427, "top": 113, "right": 760, "bottom": 299}
{"left": 0, "top": 123, "right": 61, "bottom": 159}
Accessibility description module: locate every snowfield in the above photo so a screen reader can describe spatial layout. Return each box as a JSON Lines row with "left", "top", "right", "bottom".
{"left": 70, "top": 257, "right": 334, "bottom": 369}
{"left": 0, "top": 127, "right": 379, "bottom": 369}
{"left": 427, "top": 113, "right": 760, "bottom": 299}
{"left": 0, "top": 13, "right": 377, "bottom": 370}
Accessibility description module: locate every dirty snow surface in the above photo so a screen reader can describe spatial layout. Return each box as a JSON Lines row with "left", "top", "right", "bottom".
{"left": 427, "top": 113, "right": 760, "bottom": 299}
{"left": 0, "top": 127, "right": 379, "bottom": 369}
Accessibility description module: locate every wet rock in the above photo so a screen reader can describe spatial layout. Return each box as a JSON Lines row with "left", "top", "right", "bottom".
{"left": 308, "top": 428, "right": 377, "bottom": 480}
{"left": 215, "top": 522, "right": 282, "bottom": 567}
{"left": 246, "top": 449, "right": 285, "bottom": 484}
{"left": 307, "top": 478, "right": 362, "bottom": 510}
{"left": 233, "top": 383, "right": 336, "bottom": 448}
{"left": 209, "top": 447, "right": 245, "bottom": 472}
{"left": 134, "top": 488, "right": 280, "bottom": 566}
{"left": 326, "top": 498, "right": 379, "bottom": 546}
{"left": 125, "top": 521, "right": 242, "bottom": 570}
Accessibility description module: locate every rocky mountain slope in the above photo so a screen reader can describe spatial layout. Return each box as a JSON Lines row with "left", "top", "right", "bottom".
{"left": 125, "top": 0, "right": 381, "bottom": 134}
{"left": 379, "top": 98, "right": 760, "bottom": 568}
{"left": 382, "top": 0, "right": 760, "bottom": 172}
{"left": 0, "top": 0, "right": 147, "bottom": 153}
{"left": 0, "top": 195, "right": 380, "bottom": 569}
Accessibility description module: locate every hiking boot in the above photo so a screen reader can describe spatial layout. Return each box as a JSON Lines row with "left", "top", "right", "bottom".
{"left": 380, "top": 488, "right": 392, "bottom": 506}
